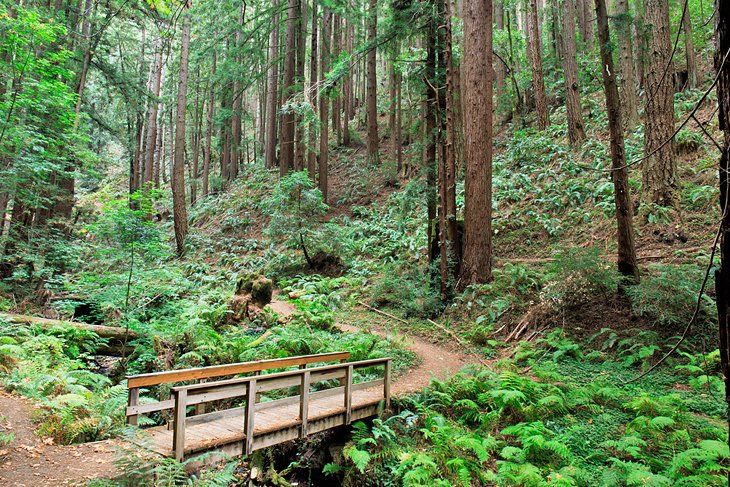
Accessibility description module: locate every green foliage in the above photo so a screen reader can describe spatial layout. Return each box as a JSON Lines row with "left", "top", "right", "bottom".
{"left": 264, "top": 171, "right": 329, "bottom": 260}
{"left": 624, "top": 263, "right": 714, "bottom": 330}
{"left": 542, "top": 248, "right": 622, "bottom": 308}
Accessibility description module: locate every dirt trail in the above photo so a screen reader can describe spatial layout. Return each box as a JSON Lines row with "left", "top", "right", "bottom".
{"left": 269, "top": 297, "right": 471, "bottom": 394}
{"left": 0, "top": 391, "right": 118, "bottom": 486}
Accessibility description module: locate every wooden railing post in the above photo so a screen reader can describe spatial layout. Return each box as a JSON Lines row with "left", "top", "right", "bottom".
{"left": 384, "top": 359, "right": 391, "bottom": 408}
{"left": 195, "top": 379, "right": 206, "bottom": 416}
{"left": 344, "top": 364, "right": 353, "bottom": 425}
{"left": 172, "top": 389, "right": 187, "bottom": 461}
{"left": 299, "top": 371, "right": 310, "bottom": 438}
{"left": 127, "top": 387, "right": 139, "bottom": 426}
{"left": 244, "top": 379, "right": 256, "bottom": 455}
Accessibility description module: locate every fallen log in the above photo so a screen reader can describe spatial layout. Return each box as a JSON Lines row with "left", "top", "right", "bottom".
{"left": 0, "top": 313, "right": 140, "bottom": 356}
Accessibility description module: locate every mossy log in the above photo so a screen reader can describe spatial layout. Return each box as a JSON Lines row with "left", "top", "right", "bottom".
{"left": 0, "top": 313, "right": 139, "bottom": 355}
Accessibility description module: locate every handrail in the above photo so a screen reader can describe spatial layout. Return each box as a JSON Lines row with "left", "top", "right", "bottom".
{"left": 126, "top": 351, "right": 351, "bottom": 388}
{"left": 169, "top": 357, "right": 392, "bottom": 460}
{"left": 171, "top": 357, "right": 390, "bottom": 393}
{"left": 126, "top": 351, "right": 351, "bottom": 425}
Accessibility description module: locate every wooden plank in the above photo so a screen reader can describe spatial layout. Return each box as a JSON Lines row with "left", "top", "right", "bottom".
{"left": 127, "top": 387, "right": 140, "bottom": 425}
{"left": 173, "top": 357, "right": 390, "bottom": 393}
{"left": 299, "top": 371, "right": 310, "bottom": 438}
{"left": 187, "top": 384, "right": 248, "bottom": 406}
{"left": 126, "top": 398, "right": 174, "bottom": 416}
{"left": 172, "top": 389, "right": 187, "bottom": 461}
{"left": 143, "top": 389, "right": 385, "bottom": 458}
{"left": 127, "top": 351, "right": 351, "bottom": 388}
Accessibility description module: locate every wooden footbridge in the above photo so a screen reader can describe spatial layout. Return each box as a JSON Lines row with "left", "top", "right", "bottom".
{"left": 125, "top": 352, "right": 391, "bottom": 461}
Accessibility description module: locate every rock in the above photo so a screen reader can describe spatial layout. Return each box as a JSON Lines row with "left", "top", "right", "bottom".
{"left": 288, "top": 290, "right": 303, "bottom": 300}
{"left": 251, "top": 278, "right": 273, "bottom": 306}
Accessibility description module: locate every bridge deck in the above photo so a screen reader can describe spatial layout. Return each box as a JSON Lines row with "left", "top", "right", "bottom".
{"left": 141, "top": 388, "right": 383, "bottom": 457}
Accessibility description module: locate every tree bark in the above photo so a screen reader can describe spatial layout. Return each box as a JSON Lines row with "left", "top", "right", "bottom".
{"left": 595, "top": 0, "right": 639, "bottom": 282}
{"left": 615, "top": 0, "right": 639, "bottom": 129}
{"left": 265, "top": 0, "right": 281, "bottom": 170}
{"left": 425, "top": 12, "right": 437, "bottom": 262}
{"left": 230, "top": 5, "right": 245, "bottom": 181}
{"left": 445, "top": 0, "right": 460, "bottom": 280}
{"left": 528, "top": 0, "right": 549, "bottom": 129}
{"left": 461, "top": 0, "right": 493, "bottom": 287}
{"left": 563, "top": 0, "right": 586, "bottom": 144}
{"left": 307, "top": 0, "right": 318, "bottom": 180}
{"left": 144, "top": 35, "right": 164, "bottom": 186}
{"left": 343, "top": 18, "right": 354, "bottom": 147}
{"left": 280, "top": 0, "right": 297, "bottom": 176}
{"left": 682, "top": 0, "right": 696, "bottom": 89}
{"left": 332, "top": 13, "right": 342, "bottom": 146}
{"left": 714, "top": 0, "right": 730, "bottom": 471}
{"left": 642, "top": 0, "right": 676, "bottom": 209}
{"left": 294, "top": 0, "right": 307, "bottom": 171}
{"left": 494, "top": 1, "right": 507, "bottom": 111}
{"left": 366, "top": 0, "right": 380, "bottom": 165}
{"left": 319, "top": 9, "right": 331, "bottom": 202}
{"left": 172, "top": 11, "right": 191, "bottom": 257}
{"left": 203, "top": 53, "right": 215, "bottom": 198}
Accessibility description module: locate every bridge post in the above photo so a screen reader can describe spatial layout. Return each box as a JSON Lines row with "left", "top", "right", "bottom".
{"left": 299, "top": 371, "right": 310, "bottom": 438}
{"left": 384, "top": 359, "right": 391, "bottom": 408}
{"left": 244, "top": 379, "right": 256, "bottom": 455}
{"left": 344, "top": 364, "right": 353, "bottom": 425}
{"left": 172, "top": 389, "right": 187, "bottom": 461}
{"left": 127, "top": 387, "right": 139, "bottom": 426}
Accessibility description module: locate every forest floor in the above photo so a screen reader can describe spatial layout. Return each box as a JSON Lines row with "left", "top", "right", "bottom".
{"left": 0, "top": 391, "right": 118, "bottom": 486}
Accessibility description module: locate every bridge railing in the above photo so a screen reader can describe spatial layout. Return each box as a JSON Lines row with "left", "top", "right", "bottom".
{"left": 169, "top": 357, "right": 391, "bottom": 460}
{"left": 125, "top": 351, "right": 351, "bottom": 426}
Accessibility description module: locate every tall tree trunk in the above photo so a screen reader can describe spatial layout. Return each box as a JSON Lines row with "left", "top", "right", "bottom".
{"left": 366, "top": 0, "right": 379, "bottom": 165}
{"left": 280, "top": 0, "right": 297, "bottom": 176}
{"left": 682, "top": 0, "right": 696, "bottom": 89}
{"left": 332, "top": 14, "right": 342, "bottom": 146}
{"left": 172, "top": 10, "right": 191, "bottom": 257}
{"left": 444, "top": 1, "right": 460, "bottom": 280}
{"left": 319, "top": 9, "right": 331, "bottom": 202}
{"left": 563, "top": 0, "right": 586, "bottom": 144}
{"left": 294, "top": 0, "right": 307, "bottom": 171}
{"left": 144, "top": 36, "right": 164, "bottom": 186}
{"left": 343, "top": 18, "right": 354, "bottom": 147}
{"left": 642, "top": 0, "right": 676, "bottom": 209}
{"left": 203, "top": 53, "right": 216, "bottom": 198}
{"left": 265, "top": 0, "right": 281, "bottom": 170}
{"left": 596, "top": 0, "right": 639, "bottom": 281}
{"left": 231, "top": 5, "right": 245, "bottom": 180}
{"left": 425, "top": 12, "right": 437, "bottom": 262}
{"left": 579, "top": 0, "right": 594, "bottom": 50}
{"left": 713, "top": 0, "right": 730, "bottom": 470}
{"left": 528, "top": 0, "right": 549, "bottom": 129}
{"left": 634, "top": 0, "right": 645, "bottom": 89}
{"left": 616, "top": 0, "right": 639, "bottom": 129}
{"left": 494, "top": 1, "right": 507, "bottom": 112}
{"left": 461, "top": 0, "right": 493, "bottom": 287}
{"left": 307, "top": 0, "right": 318, "bottom": 180}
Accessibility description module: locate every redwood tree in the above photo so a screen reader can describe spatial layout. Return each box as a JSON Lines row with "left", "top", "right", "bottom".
{"left": 460, "top": 0, "right": 493, "bottom": 287}
{"left": 595, "top": 0, "right": 639, "bottom": 281}
{"left": 715, "top": 0, "right": 730, "bottom": 468}
{"left": 172, "top": 6, "right": 191, "bottom": 257}
{"left": 562, "top": 0, "right": 585, "bottom": 145}
{"left": 528, "top": 0, "right": 549, "bottom": 129}
{"left": 642, "top": 0, "right": 676, "bottom": 209}
{"left": 366, "top": 0, "right": 379, "bottom": 165}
